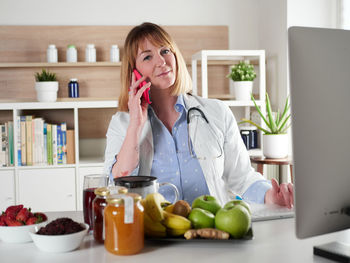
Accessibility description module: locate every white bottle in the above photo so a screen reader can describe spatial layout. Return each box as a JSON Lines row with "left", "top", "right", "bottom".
{"left": 47, "top": 44, "right": 58, "bottom": 63}
{"left": 85, "top": 44, "right": 96, "bottom": 62}
{"left": 66, "top": 45, "right": 77, "bottom": 62}
{"left": 110, "top": 45, "right": 120, "bottom": 62}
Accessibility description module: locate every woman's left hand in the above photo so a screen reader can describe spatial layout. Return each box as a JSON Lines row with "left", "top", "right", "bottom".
{"left": 265, "top": 178, "right": 294, "bottom": 209}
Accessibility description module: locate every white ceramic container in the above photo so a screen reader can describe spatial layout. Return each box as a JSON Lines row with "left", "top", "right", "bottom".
{"left": 35, "top": 81, "right": 59, "bottom": 102}
{"left": 263, "top": 134, "right": 288, "bottom": 159}
{"left": 0, "top": 221, "right": 47, "bottom": 243}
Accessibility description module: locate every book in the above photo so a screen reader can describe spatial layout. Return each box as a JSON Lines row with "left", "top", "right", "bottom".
{"left": 35, "top": 118, "right": 44, "bottom": 166}
{"left": 43, "top": 123, "right": 47, "bottom": 165}
{"left": 52, "top": 124, "right": 57, "bottom": 165}
{"left": 61, "top": 122, "right": 67, "bottom": 164}
{"left": 46, "top": 124, "right": 52, "bottom": 165}
{"left": 16, "top": 116, "right": 21, "bottom": 166}
{"left": 0, "top": 124, "right": 6, "bottom": 166}
{"left": 26, "top": 116, "right": 33, "bottom": 166}
{"left": 8, "top": 121, "right": 14, "bottom": 166}
{"left": 57, "top": 125, "right": 63, "bottom": 165}
{"left": 66, "top": 129, "right": 75, "bottom": 164}
{"left": 20, "top": 116, "right": 26, "bottom": 166}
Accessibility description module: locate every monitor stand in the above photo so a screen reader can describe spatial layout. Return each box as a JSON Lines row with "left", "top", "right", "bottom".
{"left": 314, "top": 242, "right": 350, "bottom": 263}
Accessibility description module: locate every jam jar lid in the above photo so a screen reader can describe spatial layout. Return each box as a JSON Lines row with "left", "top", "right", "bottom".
{"left": 94, "top": 187, "right": 110, "bottom": 196}
{"left": 106, "top": 193, "right": 141, "bottom": 205}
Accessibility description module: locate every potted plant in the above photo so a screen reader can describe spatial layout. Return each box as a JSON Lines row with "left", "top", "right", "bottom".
{"left": 240, "top": 93, "right": 291, "bottom": 158}
{"left": 227, "top": 60, "right": 257, "bottom": 100}
{"left": 34, "top": 69, "right": 59, "bottom": 102}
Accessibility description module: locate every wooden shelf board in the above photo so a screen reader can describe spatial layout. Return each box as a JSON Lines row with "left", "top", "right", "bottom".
{"left": 0, "top": 62, "right": 121, "bottom": 68}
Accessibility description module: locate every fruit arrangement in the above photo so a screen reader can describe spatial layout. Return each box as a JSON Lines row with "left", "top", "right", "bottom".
{"left": 0, "top": 205, "right": 47, "bottom": 226}
{"left": 142, "top": 193, "right": 251, "bottom": 240}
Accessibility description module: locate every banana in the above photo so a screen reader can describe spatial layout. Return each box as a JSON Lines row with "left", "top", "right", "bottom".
{"left": 162, "top": 211, "right": 191, "bottom": 231}
{"left": 145, "top": 193, "right": 166, "bottom": 222}
{"left": 167, "top": 228, "right": 189, "bottom": 237}
{"left": 163, "top": 204, "right": 175, "bottom": 213}
{"left": 144, "top": 212, "right": 167, "bottom": 237}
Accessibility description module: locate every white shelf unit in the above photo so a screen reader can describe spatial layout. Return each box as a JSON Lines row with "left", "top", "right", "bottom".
{"left": 191, "top": 50, "right": 266, "bottom": 155}
{"left": 0, "top": 99, "right": 117, "bottom": 211}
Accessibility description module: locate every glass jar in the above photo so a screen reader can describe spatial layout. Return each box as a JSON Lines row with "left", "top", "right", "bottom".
{"left": 92, "top": 187, "right": 110, "bottom": 243}
{"left": 104, "top": 193, "right": 144, "bottom": 255}
{"left": 85, "top": 44, "right": 96, "bottom": 62}
{"left": 110, "top": 45, "right": 120, "bottom": 62}
{"left": 66, "top": 45, "right": 77, "bottom": 62}
{"left": 47, "top": 44, "right": 58, "bottom": 63}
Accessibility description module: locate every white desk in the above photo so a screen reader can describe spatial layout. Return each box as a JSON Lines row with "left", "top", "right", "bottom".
{"left": 0, "top": 211, "right": 348, "bottom": 263}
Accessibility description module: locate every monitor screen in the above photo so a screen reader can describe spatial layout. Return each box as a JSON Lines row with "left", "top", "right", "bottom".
{"left": 289, "top": 26, "right": 350, "bottom": 261}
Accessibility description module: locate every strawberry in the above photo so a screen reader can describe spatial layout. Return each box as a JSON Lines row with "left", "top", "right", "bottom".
{"left": 16, "top": 208, "right": 30, "bottom": 223}
{"left": 26, "top": 217, "right": 38, "bottom": 225}
{"left": 0, "top": 214, "right": 6, "bottom": 226}
{"left": 5, "top": 205, "right": 23, "bottom": 220}
{"left": 4, "top": 216, "right": 23, "bottom": 226}
{"left": 33, "top": 212, "right": 47, "bottom": 223}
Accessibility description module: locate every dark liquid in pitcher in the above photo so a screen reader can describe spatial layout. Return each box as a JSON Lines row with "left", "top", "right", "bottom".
{"left": 83, "top": 188, "right": 96, "bottom": 229}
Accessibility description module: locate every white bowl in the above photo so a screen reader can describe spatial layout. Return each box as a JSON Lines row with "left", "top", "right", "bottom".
{"left": 29, "top": 223, "right": 88, "bottom": 253}
{"left": 0, "top": 221, "right": 48, "bottom": 243}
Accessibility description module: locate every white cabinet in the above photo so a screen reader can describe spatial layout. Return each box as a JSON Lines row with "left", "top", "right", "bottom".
{"left": 0, "top": 169, "right": 15, "bottom": 211}
{"left": 18, "top": 168, "right": 76, "bottom": 212}
{"left": 191, "top": 50, "right": 266, "bottom": 153}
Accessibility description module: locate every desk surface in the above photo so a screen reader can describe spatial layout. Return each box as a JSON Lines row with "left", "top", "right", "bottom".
{"left": 0, "top": 211, "right": 348, "bottom": 263}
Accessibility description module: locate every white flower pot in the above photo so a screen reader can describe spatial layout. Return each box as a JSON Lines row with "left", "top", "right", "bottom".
{"left": 233, "top": 81, "right": 253, "bottom": 101}
{"left": 35, "top": 82, "right": 59, "bottom": 102}
{"left": 263, "top": 134, "right": 288, "bottom": 159}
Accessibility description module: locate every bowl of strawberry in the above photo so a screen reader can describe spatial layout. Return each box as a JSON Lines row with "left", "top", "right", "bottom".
{"left": 0, "top": 204, "right": 47, "bottom": 243}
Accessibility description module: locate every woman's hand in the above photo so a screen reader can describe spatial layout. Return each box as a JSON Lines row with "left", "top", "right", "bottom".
{"left": 265, "top": 178, "right": 294, "bottom": 209}
{"left": 127, "top": 72, "right": 151, "bottom": 129}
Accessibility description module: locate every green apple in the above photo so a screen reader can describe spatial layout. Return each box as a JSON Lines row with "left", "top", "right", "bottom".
{"left": 188, "top": 208, "right": 215, "bottom": 229}
{"left": 192, "top": 195, "right": 221, "bottom": 215}
{"left": 215, "top": 205, "right": 251, "bottom": 238}
{"left": 223, "top": 200, "right": 251, "bottom": 215}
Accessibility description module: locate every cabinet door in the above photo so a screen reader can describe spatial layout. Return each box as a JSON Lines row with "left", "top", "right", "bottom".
{"left": 18, "top": 168, "right": 76, "bottom": 212}
{"left": 0, "top": 170, "right": 15, "bottom": 211}
{"left": 77, "top": 166, "right": 104, "bottom": 210}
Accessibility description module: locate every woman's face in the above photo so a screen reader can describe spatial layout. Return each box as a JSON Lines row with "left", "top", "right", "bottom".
{"left": 135, "top": 38, "right": 176, "bottom": 90}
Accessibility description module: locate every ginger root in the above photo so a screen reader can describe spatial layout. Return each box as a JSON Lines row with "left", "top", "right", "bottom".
{"left": 184, "top": 228, "right": 229, "bottom": 240}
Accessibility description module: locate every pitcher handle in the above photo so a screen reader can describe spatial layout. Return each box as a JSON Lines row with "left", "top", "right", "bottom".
{"left": 159, "top": 182, "right": 179, "bottom": 203}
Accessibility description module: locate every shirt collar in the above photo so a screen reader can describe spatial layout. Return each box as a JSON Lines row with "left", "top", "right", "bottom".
{"left": 174, "top": 94, "right": 186, "bottom": 113}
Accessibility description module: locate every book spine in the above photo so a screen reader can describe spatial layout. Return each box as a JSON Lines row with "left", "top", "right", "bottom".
{"left": 61, "top": 122, "right": 67, "bottom": 165}
{"left": 37, "top": 118, "right": 44, "bottom": 166}
{"left": 16, "top": 116, "right": 21, "bottom": 166}
{"left": 47, "top": 124, "right": 52, "bottom": 165}
{"left": 66, "top": 129, "right": 75, "bottom": 164}
{"left": 26, "top": 116, "right": 32, "bottom": 166}
{"left": 8, "top": 121, "right": 14, "bottom": 166}
{"left": 57, "top": 125, "right": 63, "bottom": 165}
{"left": 43, "top": 123, "right": 47, "bottom": 165}
{"left": 52, "top": 124, "right": 57, "bottom": 165}
{"left": 4, "top": 123, "right": 8, "bottom": 166}
{"left": 20, "top": 116, "right": 26, "bottom": 166}
{"left": 0, "top": 124, "right": 6, "bottom": 166}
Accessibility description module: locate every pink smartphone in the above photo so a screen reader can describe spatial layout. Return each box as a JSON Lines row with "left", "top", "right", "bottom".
{"left": 133, "top": 69, "right": 151, "bottom": 104}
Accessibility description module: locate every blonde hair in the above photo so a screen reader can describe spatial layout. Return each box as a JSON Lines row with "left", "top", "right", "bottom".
{"left": 118, "top": 22, "right": 192, "bottom": 112}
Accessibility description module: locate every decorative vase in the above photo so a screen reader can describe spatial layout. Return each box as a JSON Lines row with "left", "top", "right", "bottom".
{"left": 35, "top": 81, "right": 59, "bottom": 102}
{"left": 263, "top": 134, "right": 288, "bottom": 159}
{"left": 233, "top": 81, "right": 253, "bottom": 101}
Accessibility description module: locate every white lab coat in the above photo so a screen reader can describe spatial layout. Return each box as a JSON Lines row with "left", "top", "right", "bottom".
{"left": 104, "top": 94, "right": 265, "bottom": 205}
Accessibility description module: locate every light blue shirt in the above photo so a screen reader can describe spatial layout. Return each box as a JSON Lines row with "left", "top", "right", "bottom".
{"left": 109, "top": 94, "right": 271, "bottom": 205}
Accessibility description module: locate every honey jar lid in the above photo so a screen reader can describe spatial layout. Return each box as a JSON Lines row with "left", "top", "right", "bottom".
{"left": 106, "top": 193, "right": 141, "bottom": 205}
{"left": 94, "top": 187, "right": 110, "bottom": 196}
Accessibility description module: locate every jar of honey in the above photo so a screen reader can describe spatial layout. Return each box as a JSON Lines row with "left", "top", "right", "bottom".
{"left": 104, "top": 193, "right": 144, "bottom": 255}
{"left": 92, "top": 186, "right": 128, "bottom": 243}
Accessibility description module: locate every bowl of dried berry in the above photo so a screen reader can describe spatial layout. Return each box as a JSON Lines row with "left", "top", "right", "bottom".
{"left": 0, "top": 205, "right": 48, "bottom": 243}
{"left": 29, "top": 217, "right": 88, "bottom": 253}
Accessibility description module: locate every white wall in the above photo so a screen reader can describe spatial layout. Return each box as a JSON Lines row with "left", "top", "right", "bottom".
{"left": 0, "top": 0, "right": 260, "bottom": 50}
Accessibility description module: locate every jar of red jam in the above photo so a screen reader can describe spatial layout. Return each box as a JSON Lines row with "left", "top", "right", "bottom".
{"left": 104, "top": 193, "right": 144, "bottom": 255}
{"left": 92, "top": 186, "right": 128, "bottom": 243}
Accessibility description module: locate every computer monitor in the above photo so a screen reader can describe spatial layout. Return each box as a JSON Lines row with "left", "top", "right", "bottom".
{"left": 289, "top": 26, "right": 350, "bottom": 262}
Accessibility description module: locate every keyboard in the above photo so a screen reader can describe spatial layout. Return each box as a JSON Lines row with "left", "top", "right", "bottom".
{"left": 250, "top": 203, "right": 294, "bottom": 222}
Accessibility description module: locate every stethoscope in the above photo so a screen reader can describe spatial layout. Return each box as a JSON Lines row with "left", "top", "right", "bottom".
{"left": 186, "top": 107, "right": 223, "bottom": 160}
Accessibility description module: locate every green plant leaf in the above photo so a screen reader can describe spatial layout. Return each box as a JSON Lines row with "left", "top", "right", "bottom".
{"left": 265, "top": 93, "right": 277, "bottom": 133}
{"left": 239, "top": 118, "right": 271, "bottom": 134}
{"left": 276, "top": 109, "right": 280, "bottom": 126}
{"left": 250, "top": 93, "right": 271, "bottom": 130}
{"left": 277, "top": 114, "right": 291, "bottom": 132}
{"left": 280, "top": 123, "right": 291, "bottom": 134}
{"left": 278, "top": 96, "right": 290, "bottom": 126}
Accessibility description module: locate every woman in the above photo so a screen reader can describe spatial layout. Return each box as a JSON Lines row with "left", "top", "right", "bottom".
{"left": 104, "top": 22, "right": 293, "bottom": 208}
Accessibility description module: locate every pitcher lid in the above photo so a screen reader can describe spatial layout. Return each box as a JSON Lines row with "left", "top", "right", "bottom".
{"left": 114, "top": 175, "right": 157, "bottom": 188}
